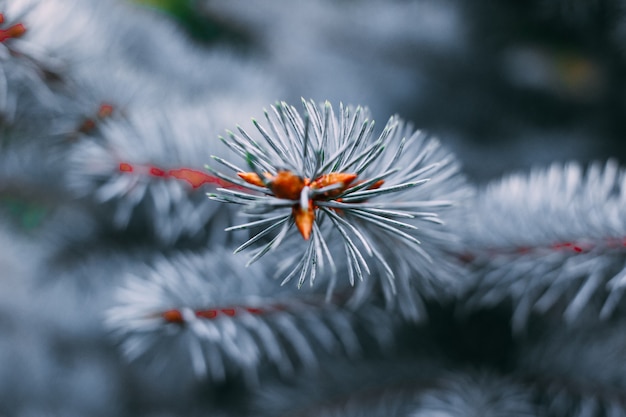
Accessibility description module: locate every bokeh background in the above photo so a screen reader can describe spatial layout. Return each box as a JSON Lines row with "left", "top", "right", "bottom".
{"left": 134, "top": 0, "right": 626, "bottom": 181}
{"left": 2, "top": 1, "right": 626, "bottom": 416}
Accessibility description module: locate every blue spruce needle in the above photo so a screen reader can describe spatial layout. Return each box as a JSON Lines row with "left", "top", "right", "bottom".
{"left": 208, "top": 99, "right": 465, "bottom": 293}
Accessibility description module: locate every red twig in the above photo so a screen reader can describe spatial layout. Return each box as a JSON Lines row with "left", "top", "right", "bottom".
{"left": 0, "top": 13, "right": 26, "bottom": 43}
{"left": 118, "top": 162, "right": 245, "bottom": 190}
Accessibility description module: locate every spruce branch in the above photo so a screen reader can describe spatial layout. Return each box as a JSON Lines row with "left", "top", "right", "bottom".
{"left": 251, "top": 356, "right": 446, "bottom": 417}
{"left": 208, "top": 99, "right": 468, "bottom": 301}
{"left": 410, "top": 372, "right": 537, "bottom": 417}
{"left": 516, "top": 319, "right": 626, "bottom": 417}
{"left": 0, "top": 0, "right": 75, "bottom": 122}
{"left": 252, "top": 356, "right": 536, "bottom": 417}
{"left": 65, "top": 105, "right": 237, "bottom": 245}
{"left": 457, "top": 160, "right": 626, "bottom": 328}
{"left": 106, "top": 249, "right": 395, "bottom": 383}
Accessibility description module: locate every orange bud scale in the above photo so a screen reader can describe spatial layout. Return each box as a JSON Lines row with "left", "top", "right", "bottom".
{"left": 0, "top": 21, "right": 26, "bottom": 43}
{"left": 237, "top": 169, "right": 383, "bottom": 240}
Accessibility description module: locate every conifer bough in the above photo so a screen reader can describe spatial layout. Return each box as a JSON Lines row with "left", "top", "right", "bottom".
{"left": 208, "top": 99, "right": 462, "bottom": 289}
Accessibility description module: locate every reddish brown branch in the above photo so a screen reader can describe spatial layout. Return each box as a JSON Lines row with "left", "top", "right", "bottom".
{"left": 0, "top": 14, "right": 26, "bottom": 43}
{"left": 118, "top": 162, "right": 244, "bottom": 190}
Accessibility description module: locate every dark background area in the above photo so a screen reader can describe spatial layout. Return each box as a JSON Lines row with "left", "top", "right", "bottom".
{"left": 140, "top": 0, "right": 626, "bottom": 182}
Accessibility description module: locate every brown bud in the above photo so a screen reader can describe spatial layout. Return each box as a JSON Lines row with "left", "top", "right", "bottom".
{"left": 238, "top": 172, "right": 267, "bottom": 187}
{"left": 271, "top": 171, "right": 306, "bottom": 200}
{"left": 161, "top": 309, "right": 184, "bottom": 324}
{"left": 97, "top": 103, "right": 114, "bottom": 119}
{"left": 293, "top": 202, "right": 315, "bottom": 240}
{"left": 368, "top": 179, "right": 385, "bottom": 190}
{"left": 311, "top": 172, "right": 357, "bottom": 197}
